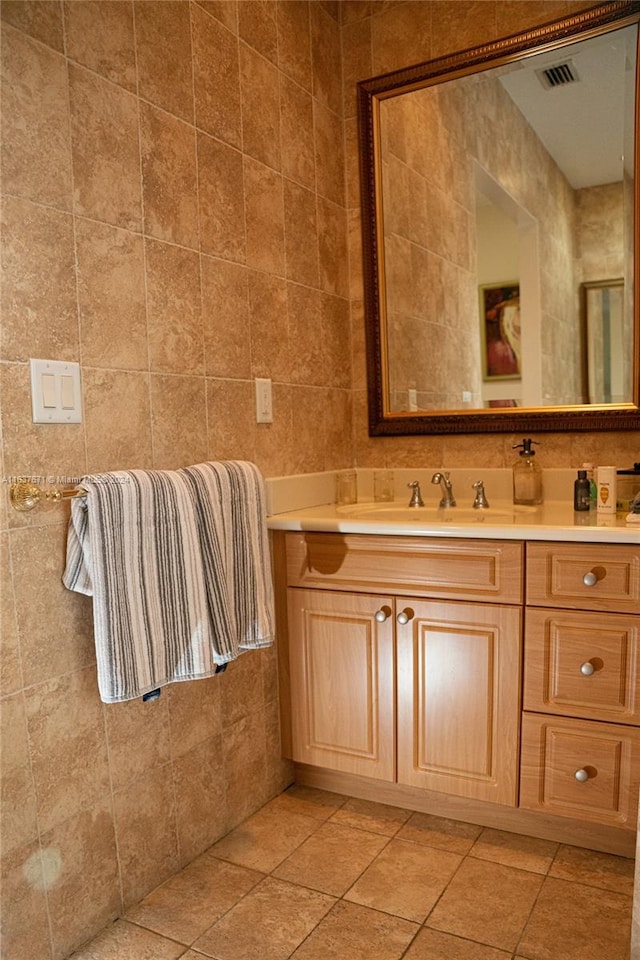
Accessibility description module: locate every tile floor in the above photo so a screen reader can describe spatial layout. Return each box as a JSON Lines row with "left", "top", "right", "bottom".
{"left": 69, "top": 785, "right": 634, "bottom": 960}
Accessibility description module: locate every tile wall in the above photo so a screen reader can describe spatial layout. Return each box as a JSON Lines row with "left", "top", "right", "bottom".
{"left": 1, "top": 2, "right": 637, "bottom": 959}
{"left": 1, "top": 1, "right": 348, "bottom": 957}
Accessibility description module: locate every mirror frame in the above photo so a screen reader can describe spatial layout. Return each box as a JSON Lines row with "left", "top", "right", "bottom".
{"left": 358, "top": 1, "right": 640, "bottom": 436}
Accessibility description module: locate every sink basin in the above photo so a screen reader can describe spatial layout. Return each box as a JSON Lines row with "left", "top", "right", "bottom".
{"left": 337, "top": 503, "right": 514, "bottom": 524}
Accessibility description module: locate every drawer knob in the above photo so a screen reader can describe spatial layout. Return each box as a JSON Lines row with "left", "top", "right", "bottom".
{"left": 396, "top": 610, "right": 412, "bottom": 625}
{"left": 374, "top": 607, "right": 390, "bottom": 623}
{"left": 580, "top": 661, "right": 595, "bottom": 676}
{"left": 583, "top": 570, "right": 598, "bottom": 587}
{"left": 575, "top": 768, "right": 590, "bottom": 782}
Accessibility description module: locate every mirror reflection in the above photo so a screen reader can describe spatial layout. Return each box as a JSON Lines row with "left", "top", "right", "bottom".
{"left": 379, "top": 23, "right": 636, "bottom": 414}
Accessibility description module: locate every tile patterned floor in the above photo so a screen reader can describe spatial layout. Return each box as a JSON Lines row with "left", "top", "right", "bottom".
{"left": 68, "top": 785, "right": 634, "bottom": 960}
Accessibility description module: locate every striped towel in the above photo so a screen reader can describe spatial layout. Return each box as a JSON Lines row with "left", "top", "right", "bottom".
{"left": 63, "top": 461, "right": 275, "bottom": 703}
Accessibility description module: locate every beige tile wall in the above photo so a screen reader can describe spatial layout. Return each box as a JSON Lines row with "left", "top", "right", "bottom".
{"left": 1, "top": 1, "right": 346, "bottom": 957}
{"left": 1, "top": 2, "right": 637, "bottom": 959}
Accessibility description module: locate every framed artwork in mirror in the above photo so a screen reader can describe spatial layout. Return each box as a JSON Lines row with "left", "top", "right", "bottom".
{"left": 479, "top": 283, "right": 521, "bottom": 381}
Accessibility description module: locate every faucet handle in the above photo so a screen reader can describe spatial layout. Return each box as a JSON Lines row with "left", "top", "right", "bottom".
{"left": 472, "top": 480, "right": 490, "bottom": 509}
{"left": 407, "top": 481, "right": 425, "bottom": 507}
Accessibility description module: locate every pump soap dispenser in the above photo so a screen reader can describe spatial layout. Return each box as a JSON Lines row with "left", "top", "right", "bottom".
{"left": 512, "top": 438, "right": 543, "bottom": 505}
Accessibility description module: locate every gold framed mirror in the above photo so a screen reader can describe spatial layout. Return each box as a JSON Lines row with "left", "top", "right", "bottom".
{"left": 358, "top": 2, "right": 640, "bottom": 435}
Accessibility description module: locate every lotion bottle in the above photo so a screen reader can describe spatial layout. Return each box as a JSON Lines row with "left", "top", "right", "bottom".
{"left": 596, "top": 466, "right": 616, "bottom": 516}
{"left": 512, "top": 438, "right": 543, "bottom": 505}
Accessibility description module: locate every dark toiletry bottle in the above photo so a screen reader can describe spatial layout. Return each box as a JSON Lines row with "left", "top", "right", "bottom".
{"left": 574, "top": 469, "right": 590, "bottom": 512}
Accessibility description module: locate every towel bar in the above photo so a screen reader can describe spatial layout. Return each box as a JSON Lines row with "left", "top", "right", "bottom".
{"left": 8, "top": 480, "right": 87, "bottom": 512}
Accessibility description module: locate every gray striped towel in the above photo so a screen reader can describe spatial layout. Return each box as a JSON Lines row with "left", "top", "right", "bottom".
{"left": 63, "top": 461, "right": 275, "bottom": 703}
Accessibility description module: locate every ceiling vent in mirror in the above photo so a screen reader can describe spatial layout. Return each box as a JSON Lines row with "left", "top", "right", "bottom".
{"left": 536, "top": 60, "right": 580, "bottom": 89}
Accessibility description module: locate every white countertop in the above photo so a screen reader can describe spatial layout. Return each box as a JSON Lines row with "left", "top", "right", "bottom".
{"left": 267, "top": 500, "right": 639, "bottom": 543}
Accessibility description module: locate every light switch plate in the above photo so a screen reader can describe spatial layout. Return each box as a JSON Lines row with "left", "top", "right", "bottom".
{"left": 255, "top": 377, "right": 273, "bottom": 423}
{"left": 30, "top": 359, "right": 83, "bottom": 423}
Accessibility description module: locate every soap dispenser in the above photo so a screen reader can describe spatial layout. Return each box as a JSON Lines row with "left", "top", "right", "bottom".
{"left": 512, "top": 438, "right": 543, "bottom": 505}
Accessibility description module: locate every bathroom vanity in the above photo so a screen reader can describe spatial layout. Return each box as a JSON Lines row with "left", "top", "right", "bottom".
{"left": 268, "top": 492, "right": 640, "bottom": 857}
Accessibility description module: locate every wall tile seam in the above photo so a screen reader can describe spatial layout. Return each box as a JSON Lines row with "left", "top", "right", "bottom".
{"left": 2, "top": 506, "right": 70, "bottom": 534}
{"left": 2, "top": 109, "right": 347, "bottom": 248}
{"left": 0, "top": 16, "right": 66, "bottom": 59}
{"left": 0, "top": 368, "right": 351, "bottom": 409}
{"left": 2, "top": 1, "right": 347, "bottom": 114}
{"left": 3, "top": 43, "right": 336, "bottom": 182}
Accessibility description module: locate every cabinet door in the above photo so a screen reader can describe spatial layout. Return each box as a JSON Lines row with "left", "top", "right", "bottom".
{"left": 287, "top": 588, "right": 395, "bottom": 780}
{"left": 396, "top": 599, "right": 521, "bottom": 805}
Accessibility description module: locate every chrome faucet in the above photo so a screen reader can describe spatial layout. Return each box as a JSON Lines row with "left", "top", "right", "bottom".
{"left": 431, "top": 471, "right": 456, "bottom": 508}
{"left": 407, "top": 481, "right": 425, "bottom": 508}
{"left": 472, "top": 480, "right": 490, "bottom": 509}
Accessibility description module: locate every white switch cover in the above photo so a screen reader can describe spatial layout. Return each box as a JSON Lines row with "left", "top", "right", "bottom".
{"left": 255, "top": 378, "right": 273, "bottom": 423}
{"left": 30, "top": 359, "right": 83, "bottom": 423}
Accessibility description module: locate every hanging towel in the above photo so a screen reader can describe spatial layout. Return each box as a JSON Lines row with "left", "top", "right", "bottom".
{"left": 63, "top": 461, "right": 274, "bottom": 703}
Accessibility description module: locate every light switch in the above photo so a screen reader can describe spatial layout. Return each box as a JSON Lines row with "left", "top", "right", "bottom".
{"left": 60, "top": 375, "right": 75, "bottom": 409}
{"left": 41, "top": 373, "right": 57, "bottom": 408}
{"left": 30, "top": 359, "right": 82, "bottom": 423}
{"left": 255, "top": 378, "right": 273, "bottom": 423}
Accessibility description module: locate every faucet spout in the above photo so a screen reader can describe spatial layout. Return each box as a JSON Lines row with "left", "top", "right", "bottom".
{"left": 431, "top": 472, "right": 456, "bottom": 508}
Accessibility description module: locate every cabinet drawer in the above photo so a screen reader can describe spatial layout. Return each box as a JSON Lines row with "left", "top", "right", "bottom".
{"left": 524, "top": 608, "right": 640, "bottom": 724}
{"left": 285, "top": 533, "right": 523, "bottom": 603}
{"left": 520, "top": 712, "right": 640, "bottom": 829}
{"left": 526, "top": 542, "right": 640, "bottom": 612}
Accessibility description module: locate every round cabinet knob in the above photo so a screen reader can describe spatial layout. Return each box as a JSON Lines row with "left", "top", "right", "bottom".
{"left": 580, "top": 661, "right": 595, "bottom": 676}
{"left": 583, "top": 571, "right": 598, "bottom": 587}
{"left": 575, "top": 768, "right": 590, "bottom": 783}
{"left": 396, "top": 610, "right": 412, "bottom": 625}
{"left": 374, "top": 608, "right": 389, "bottom": 623}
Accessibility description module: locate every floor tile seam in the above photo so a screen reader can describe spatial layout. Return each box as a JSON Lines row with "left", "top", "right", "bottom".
{"left": 282, "top": 895, "right": 352, "bottom": 960}
{"left": 338, "top": 886, "right": 437, "bottom": 927}
{"left": 263, "top": 822, "right": 397, "bottom": 892}
{"left": 421, "top": 917, "right": 521, "bottom": 957}
{"left": 510, "top": 866, "right": 554, "bottom": 960}
{"left": 465, "top": 850, "right": 555, "bottom": 878}
{"left": 546, "top": 866, "right": 635, "bottom": 897}
{"left": 396, "top": 913, "right": 427, "bottom": 960}
{"left": 409, "top": 848, "right": 470, "bottom": 932}
{"left": 266, "top": 861, "right": 378, "bottom": 903}
{"left": 317, "top": 816, "right": 405, "bottom": 842}
{"left": 109, "top": 916, "right": 196, "bottom": 952}
{"left": 548, "top": 842, "right": 634, "bottom": 872}
{"left": 538, "top": 869, "right": 634, "bottom": 900}
{"left": 399, "top": 924, "right": 522, "bottom": 960}
{"left": 383, "top": 831, "right": 478, "bottom": 857}
{"left": 122, "top": 865, "right": 271, "bottom": 951}
{"left": 325, "top": 810, "right": 410, "bottom": 838}
{"left": 187, "top": 881, "right": 337, "bottom": 960}
{"left": 196, "top": 851, "right": 271, "bottom": 891}
{"left": 187, "top": 871, "right": 330, "bottom": 951}
{"left": 284, "top": 896, "right": 425, "bottom": 960}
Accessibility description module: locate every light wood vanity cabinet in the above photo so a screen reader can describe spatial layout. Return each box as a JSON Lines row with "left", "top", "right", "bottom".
{"left": 521, "top": 542, "right": 640, "bottom": 830}
{"left": 283, "top": 533, "right": 523, "bottom": 806}
{"left": 275, "top": 531, "right": 640, "bottom": 853}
